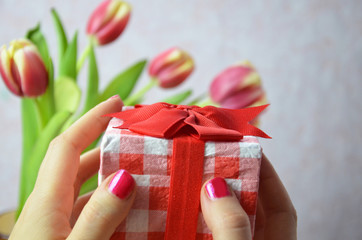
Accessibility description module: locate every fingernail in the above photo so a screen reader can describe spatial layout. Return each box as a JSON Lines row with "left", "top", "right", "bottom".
{"left": 205, "top": 177, "right": 231, "bottom": 200}
{"left": 108, "top": 95, "right": 120, "bottom": 100}
{"left": 108, "top": 169, "right": 135, "bottom": 199}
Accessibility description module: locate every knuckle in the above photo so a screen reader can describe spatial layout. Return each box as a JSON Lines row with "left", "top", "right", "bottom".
{"left": 216, "top": 211, "right": 251, "bottom": 232}
{"left": 50, "top": 133, "right": 79, "bottom": 153}
{"left": 49, "top": 135, "right": 64, "bottom": 149}
{"left": 83, "top": 198, "right": 111, "bottom": 225}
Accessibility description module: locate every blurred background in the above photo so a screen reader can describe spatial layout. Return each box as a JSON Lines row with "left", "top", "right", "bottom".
{"left": 0, "top": 0, "right": 361, "bottom": 239}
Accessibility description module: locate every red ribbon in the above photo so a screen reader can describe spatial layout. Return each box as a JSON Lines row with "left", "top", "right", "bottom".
{"left": 164, "top": 136, "right": 205, "bottom": 240}
{"left": 106, "top": 102, "right": 271, "bottom": 140}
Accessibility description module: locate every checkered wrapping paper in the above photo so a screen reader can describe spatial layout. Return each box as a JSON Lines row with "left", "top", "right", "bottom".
{"left": 100, "top": 117, "right": 262, "bottom": 240}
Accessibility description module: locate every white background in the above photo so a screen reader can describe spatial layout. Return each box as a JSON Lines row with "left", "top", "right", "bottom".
{"left": 0, "top": 0, "right": 361, "bottom": 239}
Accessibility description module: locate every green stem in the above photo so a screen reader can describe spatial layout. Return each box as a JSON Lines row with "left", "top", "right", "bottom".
{"left": 76, "top": 41, "right": 92, "bottom": 74}
{"left": 123, "top": 79, "right": 158, "bottom": 105}
{"left": 33, "top": 98, "right": 46, "bottom": 130}
{"left": 17, "top": 98, "right": 47, "bottom": 217}
{"left": 36, "top": 90, "right": 55, "bottom": 126}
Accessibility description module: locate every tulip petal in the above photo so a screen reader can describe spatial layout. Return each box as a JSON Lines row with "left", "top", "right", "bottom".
{"left": 148, "top": 47, "right": 182, "bottom": 77}
{"left": 96, "top": 11, "right": 130, "bottom": 45}
{"left": 114, "top": 1, "right": 131, "bottom": 20}
{"left": 249, "top": 94, "right": 268, "bottom": 108}
{"left": 210, "top": 66, "right": 253, "bottom": 103}
{"left": 13, "top": 46, "right": 48, "bottom": 97}
{"left": 0, "top": 46, "right": 22, "bottom": 96}
{"left": 220, "top": 86, "right": 265, "bottom": 109}
{"left": 149, "top": 47, "right": 194, "bottom": 88}
{"left": 87, "top": 0, "right": 113, "bottom": 35}
{"left": 87, "top": 0, "right": 131, "bottom": 45}
{"left": 241, "top": 71, "right": 261, "bottom": 88}
{"left": 158, "top": 59, "right": 194, "bottom": 88}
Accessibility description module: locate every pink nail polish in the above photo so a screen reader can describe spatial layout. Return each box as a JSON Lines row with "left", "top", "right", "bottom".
{"left": 108, "top": 95, "right": 120, "bottom": 100}
{"left": 205, "top": 177, "right": 231, "bottom": 200}
{"left": 108, "top": 169, "right": 135, "bottom": 199}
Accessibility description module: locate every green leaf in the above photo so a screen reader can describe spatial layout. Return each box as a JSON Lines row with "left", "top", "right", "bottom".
{"left": 17, "top": 98, "right": 41, "bottom": 218}
{"left": 19, "top": 111, "right": 71, "bottom": 215}
{"left": 47, "top": 57, "right": 55, "bottom": 94}
{"left": 25, "top": 23, "right": 50, "bottom": 71}
{"left": 99, "top": 59, "right": 147, "bottom": 102}
{"left": 36, "top": 58, "right": 56, "bottom": 126}
{"left": 54, "top": 76, "right": 81, "bottom": 113}
{"left": 83, "top": 44, "right": 99, "bottom": 113}
{"left": 162, "top": 89, "right": 193, "bottom": 105}
{"left": 51, "top": 8, "right": 68, "bottom": 66}
{"left": 59, "top": 32, "right": 78, "bottom": 80}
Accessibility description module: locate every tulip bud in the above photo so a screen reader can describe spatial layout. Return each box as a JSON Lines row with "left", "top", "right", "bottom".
{"left": 210, "top": 61, "right": 267, "bottom": 109}
{"left": 0, "top": 39, "right": 48, "bottom": 97}
{"left": 149, "top": 47, "right": 194, "bottom": 88}
{"left": 87, "top": 0, "right": 131, "bottom": 45}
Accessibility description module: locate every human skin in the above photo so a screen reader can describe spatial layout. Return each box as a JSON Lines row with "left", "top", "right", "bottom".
{"left": 9, "top": 95, "right": 297, "bottom": 240}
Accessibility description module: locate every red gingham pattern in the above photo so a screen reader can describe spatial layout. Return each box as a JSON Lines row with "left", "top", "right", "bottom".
{"left": 100, "top": 117, "right": 262, "bottom": 240}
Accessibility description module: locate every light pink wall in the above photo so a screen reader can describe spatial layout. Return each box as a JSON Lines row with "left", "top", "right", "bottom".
{"left": 0, "top": 0, "right": 361, "bottom": 239}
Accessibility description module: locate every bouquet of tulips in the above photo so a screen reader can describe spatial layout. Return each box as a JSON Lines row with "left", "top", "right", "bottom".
{"left": 0, "top": 0, "right": 267, "bottom": 217}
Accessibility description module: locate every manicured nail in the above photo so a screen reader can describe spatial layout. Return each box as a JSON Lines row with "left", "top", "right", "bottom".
{"left": 205, "top": 177, "right": 231, "bottom": 200}
{"left": 108, "top": 95, "right": 120, "bottom": 100}
{"left": 108, "top": 169, "right": 135, "bottom": 199}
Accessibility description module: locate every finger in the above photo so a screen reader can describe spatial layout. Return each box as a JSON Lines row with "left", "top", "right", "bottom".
{"left": 61, "top": 95, "right": 123, "bottom": 152}
{"left": 68, "top": 169, "right": 136, "bottom": 240}
{"left": 259, "top": 154, "right": 297, "bottom": 240}
{"left": 73, "top": 148, "right": 101, "bottom": 200}
{"left": 200, "top": 177, "right": 252, "bottom": 240}
{"left": 253, "top": 197, "right": 265, "bottom": 240}
{"left": 35, "top": 96, "right": 122, "bottom": 200}
{"left": 70, "top": 192, "right": 93, "bottom": 227}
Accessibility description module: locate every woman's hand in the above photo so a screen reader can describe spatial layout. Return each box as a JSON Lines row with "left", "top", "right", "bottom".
{"left": 10, "top": 96, "right": 137, "bottom": 240}
{"left": 10, "top": 94, "right": 296, "bottom": 240}
{"left": 201, "top": 154, "right": 297, "bottom": 240}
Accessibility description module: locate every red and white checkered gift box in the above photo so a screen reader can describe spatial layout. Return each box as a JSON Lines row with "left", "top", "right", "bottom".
{"left": 99, "top": 107, "right": 264, "bottom": 240}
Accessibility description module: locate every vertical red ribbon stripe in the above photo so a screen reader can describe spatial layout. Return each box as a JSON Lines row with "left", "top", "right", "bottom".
{"left": 164, "top": 135, "right": 205, "bottom": 240}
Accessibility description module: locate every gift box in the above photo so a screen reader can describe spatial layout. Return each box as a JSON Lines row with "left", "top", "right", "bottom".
{"left": 99, "top": 103, "right": 269, "bottom": 240}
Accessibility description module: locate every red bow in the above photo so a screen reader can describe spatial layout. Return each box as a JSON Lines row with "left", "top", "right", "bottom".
{"left": 106, "top": 102, "right": 271, "bottom": 141}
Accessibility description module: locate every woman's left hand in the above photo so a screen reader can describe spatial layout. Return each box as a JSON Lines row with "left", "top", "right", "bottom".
{"left": 10, "top": 95, "right": 137, "bottom": 240}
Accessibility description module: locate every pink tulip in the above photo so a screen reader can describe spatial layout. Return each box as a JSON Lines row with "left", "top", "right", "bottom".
{"left": 87, "top": 0, "right": 131, "bottom": 45}
{"left": 210, "top": 61, "right": 267, "bottom": 109}
{"left": 149, "top": 47, "right": 194, "bottom": 88}
{"left": 0, "top": 39, "right": 48, "bottom": 97}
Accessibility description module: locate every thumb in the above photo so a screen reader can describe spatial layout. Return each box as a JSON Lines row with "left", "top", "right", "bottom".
{"left": 200, "top": 177, "right": 252, "bottom": 240}
{"left": 67, "top": 169, "right": 136, "bottom": 240}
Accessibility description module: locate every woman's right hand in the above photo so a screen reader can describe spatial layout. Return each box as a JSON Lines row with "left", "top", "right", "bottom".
{"left": 200, "top": 154, "right": 297, "bottom": 240}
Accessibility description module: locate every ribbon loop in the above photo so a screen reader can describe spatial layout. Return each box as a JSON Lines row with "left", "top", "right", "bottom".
{"left": 106, "top": 102, "right": 271, "bottom": 140}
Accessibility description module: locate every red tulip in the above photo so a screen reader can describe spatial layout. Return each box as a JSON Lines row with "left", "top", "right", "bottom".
{"left": 210, "top": 61, "right": 267, "bottom": 109}
{"left": 149, "top": 47, "right": 194, "bottom": 88}
{"left": 0, "top": 39, "right": 48, "bottom": 97}
{"left": 87, "top": 0, "right": 131, "bottom": 45}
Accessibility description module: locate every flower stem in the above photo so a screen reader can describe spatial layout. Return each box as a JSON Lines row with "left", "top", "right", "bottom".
{"left": 76, "top": 41, "right": 92, "bottom": 74}
{"left": 33, "top": 98, "right": 46, "bottom": 130}
{"left": 123, "top": 79, "right": 158, "bottom": 106}
{"left": 36, "top": 89, "right": 55, "bottom": 127}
